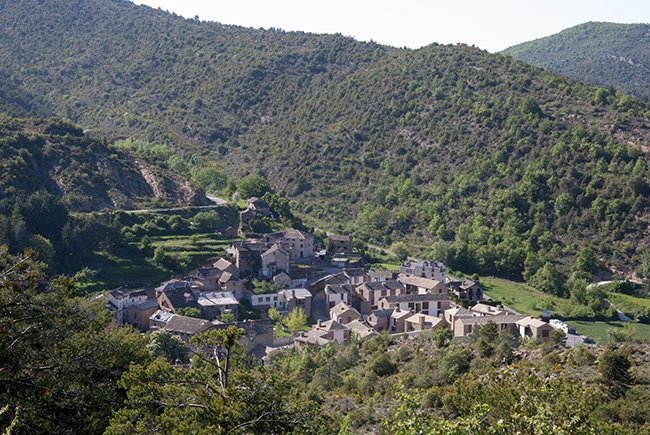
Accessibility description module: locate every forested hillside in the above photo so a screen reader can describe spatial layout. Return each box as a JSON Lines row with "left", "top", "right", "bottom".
{"left": 502, "top": 22, "right": 650, "bottom": 101}
{"left": 0, "top": 117, "right": 206, "bottom": 211}
{"left": 2, "top": 0, "right": 650, "bottom": 279}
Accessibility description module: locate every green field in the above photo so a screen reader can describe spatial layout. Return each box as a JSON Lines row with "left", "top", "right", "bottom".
{"left": 78, "top": 233, "right": 238, "bottom": 294}
{"left": 481, "top": 276, "right": 574, "bottom": 317}
{"left": 605, "top": 291, "right": 650, "bottom": 317}
{"left": 371, "top": 263, "right": 400, "bottom": 272}
{"left": 568, "top": 320, "right": 650, "bottom": 345}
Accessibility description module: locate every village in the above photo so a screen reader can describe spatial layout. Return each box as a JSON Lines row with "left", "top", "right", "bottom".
{"left": 104, "top": 196, "right": 557, "bottom": 359}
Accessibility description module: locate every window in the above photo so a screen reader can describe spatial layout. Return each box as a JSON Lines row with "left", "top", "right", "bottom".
{"left": 273, "top": 296, "right": 278, "bottom": 301}
{"left": 422, "top": 302, "right": 429, "bottom": 309}
{"left": 258, "top": 297, "right": 263, "bottom": 303}
{"left": 266, "top": 297, "right": 271, "bottom": 302}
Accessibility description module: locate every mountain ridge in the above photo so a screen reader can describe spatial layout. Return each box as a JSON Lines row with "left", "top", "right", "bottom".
{"left": 502, "top": 21, "right": 650, "bottom": 101}
{"left": 2, "top": 0, "right": 650, "bottom": 279}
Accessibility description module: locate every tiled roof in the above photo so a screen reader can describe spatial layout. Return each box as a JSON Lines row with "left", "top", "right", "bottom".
{"left": 325, "top": 284, "right": 352, "bottom": 295}
{"left": 164, "top": 316, "right": 213, "bottom": 335}
{"left": 381, "top": 293, "right": 449, "bottom": 303}
{"left": 398, "top": 274, "right": 443, "bottom": 289}
{"left": 330, "top": 302, "right": 359, "bottom": 317}
{"left": 368, "top": 269, "right": 397, "bottom": 279}
{"left": 455, "top": 314, "right": 527, "bottom": 325}
{"left": 134, "top": 299, "right": 159, "bottom": 311}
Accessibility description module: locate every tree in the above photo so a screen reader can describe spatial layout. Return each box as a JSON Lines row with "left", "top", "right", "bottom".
{"left": 192, "top": 167, "right": 228, "bottom": 193}
{"left": 221, "top": 313, "right": 236, "bottom": 323}
{"left": 176, "top": 307, "right": 202, "bottom": 318}
{"left": 598, "top": 347, "right": 633, "bottom": 399}
{"left": 325, "top": 236, "right": 336, "bottom": 253}
{"left": 74, "top": 266, "right": 94, "bottom": 284}
{"left": 0, "top": 247, "right": 152, "bottom": 433}
{"left": 576, "top": 247, "right": 598, "bottom": 274}
{"left": 391, "top": 241, "right": 409, "bottom": 261}
{"left": 237, "top": 174, "right": 272, "bottom": 199}
{"left": 284, "top": 307, "right": 308, "bottom": 330}
{"left": 153, "top": 246, "right": 166, "bottom": 265}
{"left": 28, "top": 233, "right": 56, "bottom": 273}
{"left": 520, "top": 95, "right": 542, "bottom": 116}
{"left": 529, "top": 262, "right": 567, "bottom": 297}
{"left": 147, "top": 330, "right": 190, "bottom": 364}
{"left": 193, "top": 210, "right": 222, "bottom": 232}
{"left": 268, "top": 308, "right": 282, "bottom": 324}
{"left": 106, "top": 326, "right": 329, "bottom": 434}
{"left": 642, "top": 261, "right": 650, "bottom": 281}
{"left": 140, "top": 234, "right": 152, "bottom": 251}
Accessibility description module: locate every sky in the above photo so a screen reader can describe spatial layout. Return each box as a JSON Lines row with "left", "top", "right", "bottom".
{"left": 134, "top": 0, "right": 650, "bottom": 53}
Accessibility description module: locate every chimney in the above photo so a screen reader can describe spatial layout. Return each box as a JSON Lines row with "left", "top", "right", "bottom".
{"left": 419, "top": 315, "right": 425, "bottom": 329}
{"left": 395, "top": 306, "right": 400, "bottom": 313}
{"left": 317, "top": 319, "right": 322, "bottom": 328}
{"left": 291, "top": 289, "right": 295, "bottom": 298}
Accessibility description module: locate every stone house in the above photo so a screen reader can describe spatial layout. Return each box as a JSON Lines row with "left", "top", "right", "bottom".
{"left": 470, "top": 303, "right": 504, "bottom": 317}
{"left": 451, "top": 280, "right": 484, "bottom": 301}
{"left": 247, "top": 197, "right": 271, "bottom": 217}
{"left": 453, "top": 314, "right": 527, "bottom": 338}
{"left": 367, "top": 308, "right": 392, "bottom": 332}
{"left": 230, "top": 240, "right": 270, "bottom": 276}
{"left": 331, "top": 234, "right": 353, "bottom": 252}
{"left": 218, "top": 272, "right": 245, "bottom": 298}
{"left": 295, "top": 319, "right": 350, "bottom": 347}
{"left": 516, "top": 317, "right": 554, "bottom": 341}
{"left": 330, "top": 302, "right": 362, "bottom": 325}
{"left": 190, "top": 268, "right": 223, "bottom": 291}
{"left": 400, "top": 260, "right": 446, "bottom": 282}
{"left": 357, "top": 279, "right": 405, "bottom": 312}
{"left": 378, "top": 293, "right": 450, "bottom": 318}
{"left": 213, "top": 258, "right": 239, "bottom": 276}
{"left": 342, "top": 268, "right": 369, "bottom": 291}
{"left": 273, "top": 271, "right": 292, "bottom": 287}
{"left": 156, "top": 281, "right": 197, "bottom": 314}
{"left": 260, "top": 243, "right": 291, "bottom": 278}
{"left": 148, "top": 309, "right": 174, "bottom": 331}
{"left": 127, "top": 299, "right": 160, "bottom": 330}
{"left": 397, "top": 274, "right": 447, "bottom": 295}
{"left": 389, "top": 306, "right": 415, "bottom": 333}
{"left": 251, "top": 292, "right": 287, "bottom": 311}
{"left": 368, "top": 268, "right": 398, "bottom": 282}
{"left": 444, "top": 306, "right": 472, "bottom": 333}
{"left": 196, "top": 291, "right": 238, "bottom": 320}
{"left": 325, "top": 284, "right": 353, "bottom": 309}
{"left": 347, "top": 319, "right": 379, "bottom": 339}
{"left": 214, "top": 319, "right": 274, "bottom": 354}
{"left": 161, "top": 315, "right": 214, "bottom": 344}
{"left": 405, "top": 313, "right": 443, "bottom": 332}
{"left": 280, "top": 288, "right": 312, "bottom": 318}
{"left": 240, "top": 208, "right": 256, "bottom": 231}
{"left": 106, "top": 287, "right": 148, "bottom": 325}
{"left": 263, "top": 229, "right": 315, "bottom": 259}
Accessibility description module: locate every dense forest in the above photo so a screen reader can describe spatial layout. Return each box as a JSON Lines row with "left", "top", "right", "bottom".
{"left": 503, "top": 22, "right": 650, "bottom": 101}
{"left": 2, "top": 0, "right": 650, "bottom": 280}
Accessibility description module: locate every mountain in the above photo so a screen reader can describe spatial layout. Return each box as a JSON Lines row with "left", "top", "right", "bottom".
{"left": 502, "top": 22, "right": 650, "bottom": 101}
{"left": 2, "top": 0, "right": 650, "bottom": 278}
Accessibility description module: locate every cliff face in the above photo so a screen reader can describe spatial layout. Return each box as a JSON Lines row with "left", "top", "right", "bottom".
{"left": 0, "top": 117, "right": 209, "bottom": 212}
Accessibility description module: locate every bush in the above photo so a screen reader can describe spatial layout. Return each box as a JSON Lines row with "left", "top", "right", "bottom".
{"left": 368, "top": 351, "right": 396, "bottom": 377}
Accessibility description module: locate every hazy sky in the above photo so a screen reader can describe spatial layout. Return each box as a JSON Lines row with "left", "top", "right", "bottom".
{"left": 134, "top": 0, "right": 650, "bottom": 53}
